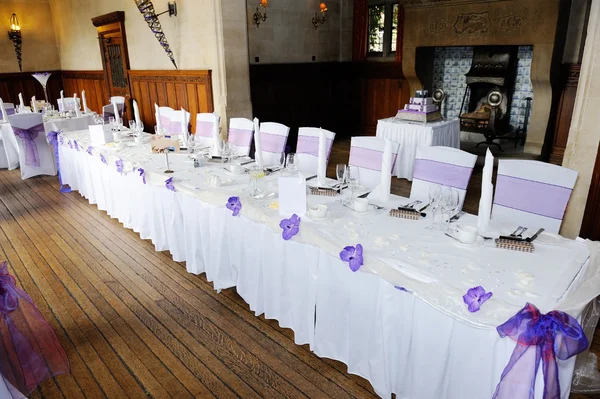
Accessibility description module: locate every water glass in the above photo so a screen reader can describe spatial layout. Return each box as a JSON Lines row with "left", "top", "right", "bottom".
{"left": 129, "top": 120, "right": 136, "bottom": 131}
{"left": 444, "top": 188, "right": 460, "bottom": 232}
{"left": 426, "top": 184, "right": 442, "bottom": 231}
{"left": 347, "top": 165, "right": 360, "bottom": 200}
{"left": 109, "top": 117, "right": 116, "bottom": 131}
{"left": 336, "top": 164, "right": 347, "bottom": 202}
{"left": 248, "top": 166, "right": 267, "bottom": 199}
{"left": 286, "top": 153, "right": 298, "bottom": 175}
{"left": 278, "top": 152, "right": 286, "bottom": 170}
{"left": 137, "top": 121, "right": 144, "bottom": 134}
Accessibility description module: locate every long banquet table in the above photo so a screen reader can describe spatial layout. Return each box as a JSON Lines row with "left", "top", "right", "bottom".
{"left": 58, "top": 128, "right": 600, "bottom": 399}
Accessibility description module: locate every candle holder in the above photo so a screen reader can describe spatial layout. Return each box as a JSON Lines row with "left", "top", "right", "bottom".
{"left": 7, "top": 14, "right": 22, "bottom": 72}
{"left": 253, "top": 0, "right": 268, "bottom": 28}
{"left": 134, "top": 0, "right": 178, "bottom": 69}
{"left": 32, "top": 72, "right": 52, "bottom": 103}
{"left": 163, "top": 148, "right": 174, "bottom": 173}
{"left": 312, "top": 2, "right": 327, "bottom": 29}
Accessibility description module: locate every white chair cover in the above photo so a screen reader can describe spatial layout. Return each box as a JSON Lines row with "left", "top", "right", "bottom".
{"left": 227, "top": 118, "right": 254, "bottom": 156}
{"left": 110, "top": 96, "right": 126, "bottom": 104}
{"left": 102, "top": 103, "right": 125, "bottom": 123}
{"left": 492, "top": 160, "right": 578, "bottom": 234}
{"left": 57, "top": 97, "right": 81, "bottom": 112}
{"left": 7, "top": 113, "right": 56, "bottom": 179}
{"left": 348, "top": 137, "right": 399, "bottom": 190}
{"left": 259, "top": 122, "right": 290, "bottom": 167}
{"left": 410, "top": 146, "right": 477, "bottom": 210}
{"left": 164, "top": 108, "right": 190, "bottom": 138}
{"left": 1, "top": 102, "right": 15, "bottom": 120}
{"left": 296, "top": 127, "right": 336, "bottom": 175}
{"left": 194, "top": 113, "right": 220, "bottom": 148}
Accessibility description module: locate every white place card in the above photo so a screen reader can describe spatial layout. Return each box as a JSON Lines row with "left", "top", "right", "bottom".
{"left": 89, "top": 124, "right": 113, "bottom": 146}
{"left": 278, "top": 173, "right": 306, "bottom": 217}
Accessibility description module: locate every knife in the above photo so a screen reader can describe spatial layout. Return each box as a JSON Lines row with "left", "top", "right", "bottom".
{"left": 526, "top": 228, "right": 545, "bottom": 242}
{"left": 240, "top": 159, "right": 255, "bottom": 166}
{"left": 418, "top": 203, "right": 431, "bottom": 212}
{"left": 358, "top": 191, "right": 371, "bottom": 198}
{"left": 499, "top": 235, "right": 525, "bottom": 242}
{"left": 445, "top": 233, "right": 463, "bottom": 243}
{"left": 306, "top": 175, "right": 317, "bottom": 181}
{"left": 449, "top": 211, "right": 465, "bottom": 223}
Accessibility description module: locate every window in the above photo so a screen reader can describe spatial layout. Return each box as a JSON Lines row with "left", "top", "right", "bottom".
{"left": 367, "top": 1, "right": 398, "bottom": 58}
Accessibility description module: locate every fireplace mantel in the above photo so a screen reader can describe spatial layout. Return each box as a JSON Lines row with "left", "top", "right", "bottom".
{"left": 400, "top": 0, "right": 563, "bottom": 154}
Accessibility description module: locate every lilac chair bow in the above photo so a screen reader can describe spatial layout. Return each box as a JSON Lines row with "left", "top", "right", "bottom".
{"left": 46, "top": 130, "right": 71, "bottom": 193}
{"left": 493, "top": 303, "right": 588, "bottom": 399}
{"left": 0, "top": 262, "right": 70, "bottom": 395}
{"left": 12, "top": 123, "right": 45, "bottom": 167}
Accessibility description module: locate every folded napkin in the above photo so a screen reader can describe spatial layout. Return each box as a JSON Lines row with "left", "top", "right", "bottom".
{"left": 368, "top": 139, "right": 393, "bottom": 202}
{"left": 154, "top": 103, "right": 161, "bottom": 132}
{"left": 0, "top": 98, "right": 7, "bottom": 121}
{"left": 317, "top": 128, "right": 327, "bottom": 186}
{"left": 59, "top": 90, "right": 64, "bottom": 111}
{"left": 18, "top": 93, "right": 25, "bottom": 109}
{"left": 253, "top": 117, "right": 263, "bottom": 167}
{"left": 477, "top": 148, "right": 494, "bottom": 233}
{"left": 31, "top": 96, "right": 38, "bottom": 113}
{"left": 82, "top": 90, "right": 90, "bottom": 113}
{"left": 73, "top": 93, "right": 82, "bottom": 117}
{"left": 133, "top": 99, "right": 141, "bottom": 127}
{"left": 180, "top": 108, "right": 188, "bottom": 143}
{"left": 209, "top": 114, "right": 221, "bottom": 156}
{"left": 112, "top": 101, "right": 120, "bottom": 124}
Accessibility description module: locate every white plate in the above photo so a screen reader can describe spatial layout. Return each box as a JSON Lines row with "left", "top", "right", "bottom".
{"left": 536, "top": 232, "right": 561, "bottom": 245}
{"left": 346, "top": 204, "right": 376, "bottom": 215}
{"left": 452, "top": 235, "right": 485, "bottom": 247}
{"left": 307, "top": 211, "right": 332, "bottom": 221}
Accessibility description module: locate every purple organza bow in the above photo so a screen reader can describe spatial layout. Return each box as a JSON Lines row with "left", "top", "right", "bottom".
{"left": 116, "top": 159, "right": 124, "bottom": 174}
{"left": 138, "top": 168, "right": 146, "bottom": 184}
{"left": 165, "top": 177, "right": 176, "bottom": 192}
{"left": 0, "top": 262, "right": 70, "bottom": 395}
{"left": 493, "top": 303, "right": 588, "bottom": 399}
{"left": 46, "top": 130, "right": 71, "bottom": 193}
{"left": 13, "top": 123, "right": 45, "bottom": 167}
{"left": 100, "top": 154, "right": 107, "bottom": 165}
{"left": 86, "top": 146, "right": 93, "bottom": 155}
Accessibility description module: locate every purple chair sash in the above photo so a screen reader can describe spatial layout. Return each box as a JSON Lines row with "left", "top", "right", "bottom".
{"left": 159, "top": 115, "right": 171, "bottom": 131}
{"left": 349, "top": 147, "right": 397, "bottom": 172}
{"left": 46, "top": 131, "right": 71, "bottom": 193}
{"left": 1, "top": 108, "right": 15, "bottom": 119}
{"left": 494, "top": 175, "right": 573, "bottom": 220}
{"left": 228, "top": 128, "right": 253, "bottom": 147}
{"left": 195, "top": 121, "right": 214, "bottom": 138}
{"left": 296, "top": 135, "right": 333, "bottom": 158}
{"left": 260, "top": 132, "right": 288, "bottom": 153}
{"left": 13, "top": 123, "right": 45, "bottom": 167}
{"left": 103, "top": 104, "right": 124, "bottom": 123}
{"left": 0, "top": 262, "right": 70, "bottom": 396}
{"left": 493, "top": 303, "right": 587, "bottom": 399}
{"left": 167, "top": 120, "right": 184, "bottom": 135}
{"left": 413, "top": 159, "right": 473, "bottom": 190}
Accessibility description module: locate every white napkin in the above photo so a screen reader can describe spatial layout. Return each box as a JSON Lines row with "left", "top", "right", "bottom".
{"left": 477, "top": 149, "right": 494, "bottom": 233}
{"left": 0, "top": 98, "right": 7, "bottom": 122}
{"left": 81, "top": 90, "right": 90, "bottom": 113}
{"left": 31, "top": 96, "right": 38, "bottom": 113}
{"left": 59, "top": 90, "right": 64, "bottom": 111}
{"left": 154, "top": 103, "right": 161, "bottom": 133}
{"left": 368, "top": 139, "right": 393, "bottom": 202}
{"left": 253, "top": 118, "right": 263, "bottom": 167}
{"left": 180, "top": 108, "right": 188, "bottom": 137}
{"left": 18, "top": 93, "right": 24, "bottom": 109}
{"left": 317, "top": 128, "right": 327, "bottom": 186}
{"left": 133, "top": 100, "right": 141, "bottom": 127}
{"left": 210, "top": 114, "right": 222, "bottom": 156}
{"left": 73, "top": 93, "right": 82, "bottom": 117}
{"left": 112, "top": 102, "right": 120, "bottom": 124}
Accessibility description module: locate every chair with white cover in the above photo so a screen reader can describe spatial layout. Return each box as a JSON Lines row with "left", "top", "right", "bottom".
{"left": 348, "top": 137, "right": 399, "bottom": 190}
{"left": 295, "top": 127, "right": 336, "bottom": 175}
{"left": 227, "top": 118, "right": 254, "bottom": 156}
{"left": 259, "top": 122, "right": 290, "bottom": 166}
{"left": 102, "top": 103, "right": 125, "bottom": 123}
{"left": 194, "top": 113, "right": 220, "bottom": 148}
{"left": 7, "top": 113, "right": 56, "bottom": 179}
{"left": 409, "top": 146, "right": 477, "bottom": 210}
{"left": 491, "top": 160, "right": 578, "bottom": 234}
{"left": 165, "top": 108, "right": 191, "bottom": 139}
{"left": 57, "top": 97, "right": 81, "bottom": 112}
{"left": 110, "top": 96, "right": 126, "bottom": 105}
{"left": 0, "top": 102, "right": 15, "bottom": 120}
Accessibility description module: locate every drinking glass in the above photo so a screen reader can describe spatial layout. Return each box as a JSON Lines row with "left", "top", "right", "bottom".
{"left": 438, "top": 186, "right": 454, "bottom": 230}
{"left": 336, "top": 164, "right": 347, "bottom": 202}
{"left": 347, "top": 165, "right": 360, "bottom": 201}
{"left": 248, "top": 166, "right": 267, "bottom": 199}
{"left": 129, "top": 120, "right": 136, "bottom": 132}
{"left": 277, "top": 152, "right": 286, "bottom": 170}
{"left": 109, "top": 117, "right": 116, "bottom": 132}
{"left": 425, "top": 184, "right": 442, "bottom": 231}
{"left": 286, "top": 153, "right": 298, "bottom": 175}
{"left": 137, "top": 121, "right": 144, "bottom": 134}
{"left": 444, "top": 188, "right": 460, "bottom": 233}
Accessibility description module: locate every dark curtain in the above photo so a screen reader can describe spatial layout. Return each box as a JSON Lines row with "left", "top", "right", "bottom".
{"left": 395, "top": 4, "right": 404, "bottom": 63}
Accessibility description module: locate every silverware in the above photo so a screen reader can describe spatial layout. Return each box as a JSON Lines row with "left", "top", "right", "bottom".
{"left": 418, "top": 203, "right": 431, "bottom": 212}
{"left": 371, "top": 203, "right": 386, "bottom": 210}
{"left": 401, "top": 200, "right": 422, "bottom": 209}
{"left": 306, "top": 175, "right": 318, "bottom": 181}
{"left": 240, "top": 160, "right": 255, "bottom": 166}
{"left": 510, "top": 226, "right": 523, "bottom": 237}
{"left": 358, "top": 191, "right": 371, "bottom": 199}
{"left": 444, "top": 233, "right": 463, "bottom": 243}
{"left": 518, "top": 227, "right": 528, "bottom": 237}
{"left": 449, "top": 211, "right": 465, "bottom": 222}
{"left": 526, "top": 228, "right": 545, "bottom": 242}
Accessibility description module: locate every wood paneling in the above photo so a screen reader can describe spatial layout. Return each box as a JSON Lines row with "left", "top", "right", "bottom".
{"left": 129, "top": 70, "right": 214, "bottom": 133}
{"left": 580, "top": 140, "right": 600, "bottom": 240}
{"left": 0, "top": 71, "right": 62, "bottom": 107}
{"left": 61, "top": 71, "right": 107, "bottom": 114}
{"left": 548, "top": 64, "right": 581, "bottom": 165}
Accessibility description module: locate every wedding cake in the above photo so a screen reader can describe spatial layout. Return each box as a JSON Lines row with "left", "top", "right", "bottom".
{"left": 396, "top": 89, "right": 442, "bottom": 123}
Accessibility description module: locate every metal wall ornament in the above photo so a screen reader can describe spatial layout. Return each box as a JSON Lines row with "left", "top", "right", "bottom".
{"left": 134, "top": 0, "right": 178, "bottom": 69}
{"left": 312, "top": 2, "right": 327, "bottom": 29}
{"left": 253, "top": 0, "right": 268, "bottom": 28}
{"left": 7, "top": 13, "right": 22, "bottom": 72}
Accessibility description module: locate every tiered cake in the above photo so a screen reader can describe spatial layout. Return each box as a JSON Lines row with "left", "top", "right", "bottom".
{"left": 396, "top": 90, "right": 442, "bottom": 123}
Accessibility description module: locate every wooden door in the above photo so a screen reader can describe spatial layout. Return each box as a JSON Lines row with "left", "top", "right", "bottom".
{"left": 91, "top": 12, "right": 132, "bottom": 121}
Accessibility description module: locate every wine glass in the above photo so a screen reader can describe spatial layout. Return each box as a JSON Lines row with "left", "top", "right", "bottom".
{"left": 336, "top": 164, "right": 347, "bottom": 202}
{"left": 347, "top": 165, "right": 360, "bottom": 202}
{"left": 286, "top": 153, "right": 298, "bottom": 174}
{"left": 109, "top": 116, "right": 116, "bottom": 132}
{"left": 425, "top": 184, "right": 442, "bottom": 231}
{"left": 277, "top": 152, "right": 286, "bottom": 170}
{"left": 129, "top": 120, "right": 136, "bottom": 132}
{"left": 444, "top": 188, "right": 460, "bottom": 233}
{"left": 137, "top": 121, "right": 144, "bottom": 135}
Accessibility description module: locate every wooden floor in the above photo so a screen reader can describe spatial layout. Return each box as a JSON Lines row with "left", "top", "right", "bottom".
{"left": 0, "top": 139, "right": 598, "bottom": 398}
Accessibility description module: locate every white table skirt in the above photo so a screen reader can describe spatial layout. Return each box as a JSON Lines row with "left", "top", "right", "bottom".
{"left": 376, "top": 118, "right": 460, "bottom": 180}
{"left": 57, "top": 139, "right": 591, "bottom": 399}
{"left": 0, "top": 115, "right": 93, "bottom": 170}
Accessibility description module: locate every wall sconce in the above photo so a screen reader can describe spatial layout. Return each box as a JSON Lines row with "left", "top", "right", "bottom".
{"left": 253, "top": 0, "right": 268, "bottom": 28}
{"left": 7, "top": 13, "right": 22, "bottom": 72}
{"left": 134, "top": 0, "right": 178, "bottom": 69}
{"left": 312, "top": 2, "right": 327, "bottom": 29}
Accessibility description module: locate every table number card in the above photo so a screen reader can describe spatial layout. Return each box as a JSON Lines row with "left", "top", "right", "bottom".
{"left": 89, "top": 124, "right": 113, "bottom": 146}
{"left": 151, "top": 135, "right": 180, "bottom": 153}
{"left": 278, "top": 174, "right": 307, "bottom": 217}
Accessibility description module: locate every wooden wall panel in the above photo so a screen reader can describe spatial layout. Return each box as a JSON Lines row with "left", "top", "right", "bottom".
{"left": 129, "top": 70, "right": 214, "bottom": 133}
{"left": 548, "top": 64, "right": 580, "bottom": 165}
{"left": 61, "top": 70, "right": 107, "bottom": 114}
{"left": 0, "top": 71, "right": 62, "bottom": 108}
{"left": 580, "top": 140, "right": 600, "bottom": 240}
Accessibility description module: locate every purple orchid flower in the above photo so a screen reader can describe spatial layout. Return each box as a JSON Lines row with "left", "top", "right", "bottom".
{"left": 165, "top": 177, "right": 176, "bottom": 192}
{"left": 59, "top": 135, "right": 64, "bottom": 145}
{"left": 339, "top": 244, "right": 364, "bottom": 272}
{"left": 74, "top": 140, "right": 79, "bottom": 151}
{"left": 463, "top": 286, "right": 493, "bottom": 313}
{"left": 279, "top": 214, "right": 301, "bottom": 240}
{"left": 86, "top": 146, "right": 93, "bottom": 155}
{"left": 138, "top": 168, "right": 146, "bottom": 184}
{"left": 100, "top": 154, "right": 107, "bottom": 164}
{"left": 395, "top": 286, "right": 411, "bottom": 293}
{"left": 116, "top": 159, "right": 124, "bottom": 174}
{"left": 68, "top": 140, "right": 73, "bottom": 149}
{"left": 226, "top": 196, "right": 242, "bottom": 216}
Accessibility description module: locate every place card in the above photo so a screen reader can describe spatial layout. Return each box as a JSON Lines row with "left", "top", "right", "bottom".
{"left": 89, "top": 124, "right": 113, "bottom": 146}
{"left": 389, "top": 208, "right": 420, "bottom": 220}
{"left": 278, "top": 174, "right": 306, "bottom": 217}
{"left": 495, "top": 238, "right": 535, "bottom": 253}
{"left": 151, "top": 135, "right": 180, "bottom": 153}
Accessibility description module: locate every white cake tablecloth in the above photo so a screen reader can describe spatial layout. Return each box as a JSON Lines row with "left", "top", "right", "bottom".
{"left": 0, "top": 114, "right": 94, "bottom": 170}
{"left": 56, "top": 129, "right": 600, "bottom": 399}
{"left": 376, "top": 118, "right": 460, "bottom": 180}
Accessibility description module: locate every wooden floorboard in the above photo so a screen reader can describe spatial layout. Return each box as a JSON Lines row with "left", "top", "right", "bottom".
{"left": 0, "top": 138, "right": 596, "bottom": 398}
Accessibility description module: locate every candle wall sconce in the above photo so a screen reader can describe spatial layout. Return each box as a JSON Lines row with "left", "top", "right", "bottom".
{"left": 7, "top": 13, "right": 22, "bottom": 72}
{"left": 312, "top": 2, "right": 327, "bottom": 29}
{"left": 253, "top": 0, "right": 268, "bottom": 28}
{"left": 134, "top": 0, "right": 178, "bottom": 68}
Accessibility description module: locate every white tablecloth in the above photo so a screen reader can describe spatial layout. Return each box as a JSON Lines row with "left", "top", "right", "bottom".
{"left": 0, "top": 114, "right": 94, "bottom": 170}
{"left": 56, "top": 129, "right": 599, "bottom": 398}
{"left": 376, "top": 118, "right": 460, "bottom": 180}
